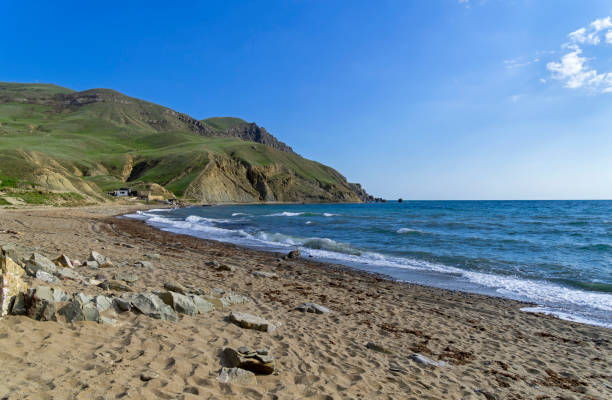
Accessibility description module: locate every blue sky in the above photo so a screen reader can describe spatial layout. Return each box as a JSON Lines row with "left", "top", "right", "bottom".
{"left": 2, "top": 0, "right": 612, "bottom": 199}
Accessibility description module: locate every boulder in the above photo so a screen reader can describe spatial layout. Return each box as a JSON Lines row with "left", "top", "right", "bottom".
{"left": 52, "top": 288, "right": 71, "bottom": 303}
{"left": 55, "top": 254, "right": 73, "bottom": 269}
{"left": 286, "top": 249, "right": 301, "bottom": 259}
{"left": 25, "top": 253, "right": 57, "bottom": 276}
{"left": 75, "top": 293, "right": 94, "bottom": 305}
{"left": 217, "top": 367, "right": 257, "bottom": 385}
{"left": 163, "top": 281, "right": 187, "bottom": 295}
{"left": 54, "top": 267, "right": 84, "bottom": 281}
{"left": 159, "top": 291, "right": 197, "bottom": 316}
{"left": 9, "top": 292, "right": 27, "bottom": 315}
{"left": 131, "top": 293, "right": 178, "bottom": 322}
{"left": 83, "top": 302, "right": 100, "bottom": 322}
{"left": 222, "top": 347, "right": 275, "bottom": 374}
{"left": 296, "top": 302, "right": 330, "bottom": 314}
{"left": 114, "top": 272, "right": 138, "bottom": 283}
{"left": 252, "top": 271, "right": 277, "bottom": 278}
{"left": 408, "top": 353, "right": 449, "bottom": 367}
{"left": 95, "top": 295, "right": 113, "bottom": 312}
{"left": 113, "top": 298, "right": 131, "bottom": 312}
{"left": 60, "top": 299, "right": 100, "bottom": 323}
{"left": 190, "top": 295, "right": 215, "bottom": 314}
{"left": 228, "top": 312, "right": 276, "bottom": 332}
{"left": 221, "top": 292, "right": 250, "bottom": 307}
{"left": 35, "top": 270, "right": 59, "bottom": 283}
{"left": 88, "top": 251, "right": 109, "bottom": 265}
{"left": 1, "top": 244, "right": 19, "bottom": 261}
{"left": 26, "top": 286, "right": 57, "bottom": 321}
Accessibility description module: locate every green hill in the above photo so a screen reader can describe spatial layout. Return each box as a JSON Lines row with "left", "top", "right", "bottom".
{"left": 0, "top": 82, "right": 369, "bottom": 204}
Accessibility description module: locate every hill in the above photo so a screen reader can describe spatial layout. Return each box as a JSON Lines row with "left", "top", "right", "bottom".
{"left": 0, "top": 82, "right": 370, "bottom": 204}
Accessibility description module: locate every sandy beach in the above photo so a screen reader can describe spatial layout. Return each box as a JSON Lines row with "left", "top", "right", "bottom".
{"left": 0, "top": 204, "right": 610, "bottom": 400}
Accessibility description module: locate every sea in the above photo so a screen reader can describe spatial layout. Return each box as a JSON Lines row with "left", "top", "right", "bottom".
{"left": 126, "top": 201, "right": 612, "bottom": 328}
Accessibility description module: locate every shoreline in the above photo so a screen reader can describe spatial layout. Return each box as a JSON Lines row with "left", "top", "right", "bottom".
{"left": 0, "top": 205, "right": 610, "bottom": 399}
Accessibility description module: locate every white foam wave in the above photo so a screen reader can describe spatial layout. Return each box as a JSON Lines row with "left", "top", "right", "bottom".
{"left": 306, "top": 221, "right": 314, "bottom": 225}
{"left": 397, "top": 228, "right": 420, "bottom": 234}
{"left": 323, "top": 213, "right": 339, "bottom": 217}
{"left": 520, "top": 307, "right": 612, "bottom": 329}
{"left": 232, "top": 212, "right": 248, "bottom": 216}
{"left": 267, "top": 212, "right": 304, "bottom": 217}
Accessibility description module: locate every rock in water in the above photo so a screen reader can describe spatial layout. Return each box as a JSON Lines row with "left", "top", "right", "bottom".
{"left": 27, "top": 286, "right": 57, "bottom": 321}
{"left": 287, "top": 249, "right": 301, "bottom": 259}
{"left": 296, "top": 302, "right": 330, "bottom": 314}
{"left": 159, "top": 291, "right": 197, "bottom": 316}
{"left": 228, "top": 312, "right": 276, "bottom": 332}
{"left": 1, "top": 254, "right": 28, "bottom": 317}
{"left": 25, "top": 253, "right": 57, "bottom": 276}
{"left": 217, "top": 367, "right": 257, "bottom": 385}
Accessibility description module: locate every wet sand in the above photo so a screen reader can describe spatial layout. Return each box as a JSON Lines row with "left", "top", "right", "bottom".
{"left": 0, "top": 205, "right": 610, "bottom": 399}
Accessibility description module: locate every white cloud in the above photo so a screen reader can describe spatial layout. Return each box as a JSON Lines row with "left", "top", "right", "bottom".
{"left": 458, "top": 0, "right": 470, "bottom": 7}
{"left": 545, "top": 16, "right": 612, "bottom": 93}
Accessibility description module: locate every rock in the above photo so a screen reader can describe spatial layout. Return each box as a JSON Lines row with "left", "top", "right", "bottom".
{"left": 88, "top": 251, "right": 109, "bottom": 265}
{"left": 54, "top": 267, "right": 84, "bottom": 281}
{"left": 190, "top": 295, "right": 215, "bottom": 314}
{"left": 52, "top": 288, "right": 70, "bottom": 302}
{"left": 159, "top": 291, "right": 197, "bottom": 316}
{"left": 287, "top": 249, "right": 301, "bottom": 259}
{"left": 95, "top": 295, "right": 113, "bottom": 312}
{"left": 252, "top": 271, "right": 277, "bottom": 278}
{"left": 26, "top": 286, "right": 57, "bottom": 321}
{"left": 131, "top": 293, "right": 178, "bottom": 322}
{"left": 1, "top": 244, "right": 19, "bottom": 261}
{"left": 25, "top": 253, "right": 57, "bottom": 276}
{"left": 99, "top": 280, "right": 132, "bottom": 292}
{"left": 140, "top": 370, "right": 159, "bottom": 381}
{"left": 220, "top": 292, "right": 250, "bottom": 307}
{"left": 296, "top": 302, "right": 330, "bottom": 314}
{"left": 212, "top": 288, "right": 225, "bottom": 296}
{"left": 134, "top": 261, "right": 153, "bottom": 270}
{"left": 55, "top": 254, "right": 73, "bottom": 268}
{"left": 222, "top": 347, "right": 275, "bottom": 374}
{"left": 72, "top": 260, "right": 82, "bottom": 268}
{"left": 87, "top": 279, "right": 102, "bottom": 286}
{"left": 144, "top": 253, "right": 161, "bottom": 260}
{"left": 75, "top": 292, "right": 94, "bottom": 305}
{"left": 113, "top": 298, "right": 131, "bottom": 312}
{"left": 116, "top": 261, "right": 129, "bottom": 268}
{"left": 100, "top": 316, "right": 117, "bottom": 325}
{"left": 163, "top": 281, "right": 187, "bottom": 294}
{"left": 122, "top": 243, "right": 136, "bottom": 249}
{"left": 114, "top": 272, "right": 138, "bottom": 283}
{"left": 83, "top": 302, "right": 100, "bottom": 322}
{"left": 216, "top": 264, "right": 235, "bottom": 272}
{"left": 59, "top": 300, "right": 85, "bottom": 323}
{"left": 408, "top": 353, "right": 449, "bottom": 367}
{"left": 85, "top": 261, "right": 99, "bottom": 269}
{"left": 206, "top": 261, "right": 220, "bottom": 268}
{"left": 9, "top": 292, "right": 27, "bottom": 315}
{"left": 217, "top": 367, "right": 257, "bottom": 385}
{"left": 204, "top": 296, "right": 224, "bottom": 310}
{"left": 36, "top": 270, "right": 59, "bottom": 283}
{"left": 366, "top": 342, "right": 391, "bottom": 354}
{"left": 228, "top": 312, "right": 276, "bottom": 332}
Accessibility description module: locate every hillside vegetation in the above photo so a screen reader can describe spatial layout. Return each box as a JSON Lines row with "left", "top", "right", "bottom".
{"left": 0, "top": 82, "right": 369, "bottom": 204}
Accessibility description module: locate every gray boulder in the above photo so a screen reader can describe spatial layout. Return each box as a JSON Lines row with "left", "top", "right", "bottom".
{"left": 95, "top": 295, "right": 113, "bottom": 312}
{"left": 36, "top": 270, "right": 59, "bottom": 283}
{"left": 228, "top": 312, "right": 276, "bottom": 333}
{"left": 217, "top": 367, "right": 256, "bottom": 385}
{"left": 85, "top": 261, "right": 99, "bottom": 269}
{"left": 190, "top": 295, "right": 215, "bottom": 314}
{"left": 222, "top": 347, "right": 275, "bottom": 374}
{"left": 113, "top": 298, "right": 131, "bottom": 312}
{"left": 221, "top": 292, "right": 250, "bottom": 307}
{"left": 159, "top": 291, "right": 197, "bottom": 316}
{"left": 26, "top": 286, "right": 57, "bottom": 321}
{"left": 9, "top": 292, "right": 27, "bottom": 315}
{"left": 296, "top": 302, "right": 330, "bottom": 314}
{"left": 25, "top": 253, "right": 57, "bottom": 276}
{"left": 54, "top": 267, "right": 84, "bottom": 281}
{"left": 60, "top": 299, "right": 100, "bottom": 323}
{"left": 131, "top": 293, "right": 178, "bottom": 322}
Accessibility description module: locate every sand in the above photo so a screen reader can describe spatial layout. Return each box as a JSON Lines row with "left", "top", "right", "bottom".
{"left": 0, "top": 205, "right": 610, "bottom": 400}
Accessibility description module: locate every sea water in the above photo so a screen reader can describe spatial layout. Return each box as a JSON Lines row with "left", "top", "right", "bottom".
{"left": 127, "top": 201, "right": 612, "bottom": 328}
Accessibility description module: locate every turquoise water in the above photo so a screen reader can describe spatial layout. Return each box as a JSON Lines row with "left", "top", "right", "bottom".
{"left": 128, "top": 201, "right": 612, "bottom": 328}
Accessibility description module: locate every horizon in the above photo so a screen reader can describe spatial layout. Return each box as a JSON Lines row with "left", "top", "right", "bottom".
{"left": 3, "top": 1, "right": 612, "bottom": 200}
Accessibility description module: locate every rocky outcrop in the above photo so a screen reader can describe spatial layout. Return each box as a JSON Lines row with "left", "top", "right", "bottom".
{"left": 1, "top": 253, "right": 28, "bottom": 317}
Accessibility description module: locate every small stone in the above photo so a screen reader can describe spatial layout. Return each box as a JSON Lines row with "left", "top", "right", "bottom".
{"left": 131, "top": 293, "right": 178, "bottom": 322}
{"left": 85, "top": 261, "right": 99, "bottom": 269}
{"left": 408, "top": 353, "right": 449, "bottom": 367}
{"left": 52, "top": 288, "right": 70, "bottom": 302}
{"left": 237, "top": 346, "right": 253, "bottom": 354}
{"left": 217, "top": 367, "right": 256, "bottom": 385}
{"left": 88, "top": 251, "right": 109, "bottom": 265}
{"left": 99, "top": 280, "right": 132, "bottom": 292}
{"left": 228, "top": 312, "right": 276, "bottom": 333}
{"left": 163, "top": 281, "right": 187, "bottom": 294}
{"left": 99, "top": 261, "right": 114, "bottom": 268}
{"left": 36, "top": 270, "right": 59, "bottom": 283}
{"left": 83, "top": 302, "right": 100, "bottom": 322}
{"left": 296, "top": 302, "right": 330, "bottom": 314}
{"left": 140, "top": 370, "right": 159, "bottom": 381}
{"left": 55, "top": 254, "right": 73, "bottom": 269}
{"left": 205, "top": 261, "right": 220, "bottom": 268}
{"left": 115, "top": 272, "right": 138, "bottom": 283}
{"left": 256, "top": 348, "right": 269, "bottom": 356}
{"left": 221, "top": 347, "right": 275, "bottom": 375}
{"left": 59, "top": 300, "right": 85, "bottom": 323}
{"left": 217, "top": 264, "right": 235, "bottom": 272}
{"left": 75, "top": 293, "right": 94, "bottom": 304}
{"left": 220, "top": 292, "right": 250, "bottom": 307}
{"left": 144, "top": 253, "right": 161, "bottom": 260}
{"left": 252, "top": 271, "right": 277, "bottom": 278}
{"left": 9, "top": 292, "right": 27, "bottom": 315}
{"left": 54, "top": 267, "right": 84, "bottom": 281}
{"left": 134, "top": 261, "right": 153, "bottom": 270}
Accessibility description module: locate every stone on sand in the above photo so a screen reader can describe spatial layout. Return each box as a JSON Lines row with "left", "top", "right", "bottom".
{"left": 159, "top": 291, "right": 197, "bottom": 316}
{"left": 222, "top": 347, "right": 275, "bottom": 374}
{"left": 26, "top": 286, "right": 57, "bottom": 321}
{"left": 190, "top": 295, "right": 215, "bottom": 314}
{"left": 409, "top": 353, "right": 449, "bottom": 367}
{"left": 88, "top": 251, "right": 110, "bottom": 265}
{"left": 220, "top": 292, "right": 250, "bottom": 307}
{"left": 296, "top": 302, "right": 330, "bottom": 314}
{"left": 217, "top": 367, "right": 257, "bottom": 385}
{"left": 25, "top": 253, "right": 57, "bottom": 276}
{"left": 228, "top": 311, "right": 276, "bottom": 332}
{"left": 99, "top": 280, "right": 132, "bottom": 292}
{"left": 163, "top": 281, "right": 187, "bottom": 294}
{"left": 55, "top": 254, "right": 73, "bottom": 268}
{"left": 113, "top": 298, "right": 131, "bottom": 312}
{"left": 36, "top": 270, "right": 59, "bottom": 283}
{"left": 131, "top": 293, "right": 178, "bottom": 322}
{"left": 253, "top": 271, "right": 277, "bottom": 278}
{"left": 114, "top": 272, "right": 138, "bottom": 283}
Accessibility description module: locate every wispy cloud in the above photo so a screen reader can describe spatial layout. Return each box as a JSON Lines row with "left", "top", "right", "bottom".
{"left": 546, "top": 16, "right": 612, "bottom": 93}
{"left": 457, "top": 0, "right": 470, "bottom": 8}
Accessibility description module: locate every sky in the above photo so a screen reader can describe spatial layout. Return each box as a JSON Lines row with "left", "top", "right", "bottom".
{"left": 2, "top": 0, "right": 612, "bottom": 199}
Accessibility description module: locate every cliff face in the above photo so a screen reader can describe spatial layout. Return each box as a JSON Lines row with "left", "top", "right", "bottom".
{"left": 0, "top": 82, "right": 371, "bottom": 204}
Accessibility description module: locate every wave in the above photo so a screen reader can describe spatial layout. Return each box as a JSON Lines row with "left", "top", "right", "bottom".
{"left": 266, "top": 212, "right": 304, "bottom": 217}
{"left": 232, "top": 212, "right": 248, "bottom": 216}
{"left": 397, "top": 228, "right": 421, "bottom": 234}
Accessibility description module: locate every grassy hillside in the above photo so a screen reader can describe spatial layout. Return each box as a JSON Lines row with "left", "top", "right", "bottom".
{"left": 0, "top": 82, "right": 368, "bottom": 204}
